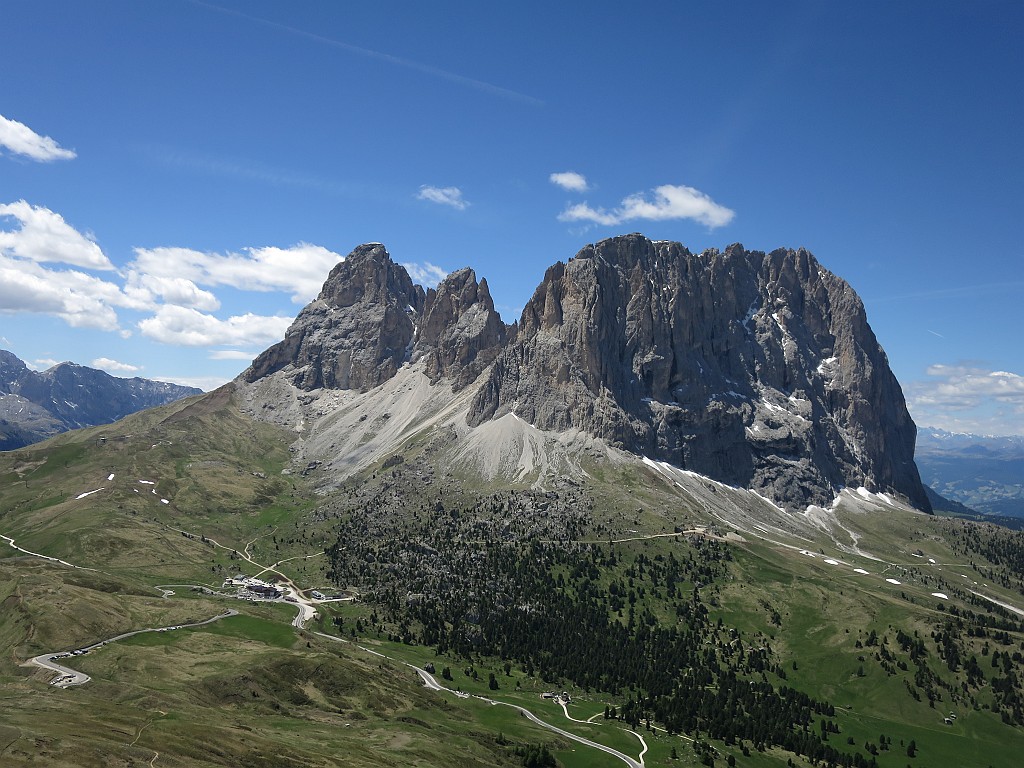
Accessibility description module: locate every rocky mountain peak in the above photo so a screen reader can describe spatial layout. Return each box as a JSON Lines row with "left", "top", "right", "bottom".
{"left": 240, "top": 235, "right": 928, "bottom": 513}
{"left": 246, "top": 244, "right": 424, "bottom": 391}
{"left": 243, "top": 244, "right": 506, "bottom": 392}
{"left": 468, "top": 234, "right": 928, "bottom": 511}
{"left": 316, "top": 243, "right": 423, "bottom": 311}
{"left": 417, "top": 267, "right": 507, "bottom": 387}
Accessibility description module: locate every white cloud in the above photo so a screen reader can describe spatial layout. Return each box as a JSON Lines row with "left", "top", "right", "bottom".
{"left": 30, "top": 358, "right": 59, "bottom": 370}
{"left": 123, "top": 272, "right": 220, "bottom": 311}
{"left": 416, "top": 185, "right": 469, "bottom": 210}
{"left": 0, "top": 204, "right": 353, "bottom": 348}
{"left": 0, "top": 201, "right": 113, "bottom": 269}
{"left": 129, "top": 243, "right": 342, "bottom": 304}
{"left": 906, "top": 363, "right": 1024, "bottom": 436}
{"left": 138, "top": 305, "right": 292, "bottom": 348}
{"left": 208, "top": 349, "right": 257, "bottom": 361}
{"left": 92, "top": 357, "right": 141, "bottom": 374}
{"left": 558, "top": 202, "right": 620, "bottom": 226}
{"left": 549, "top": 171, "right": 589, "bottom": 192}
{"left": 0, "top": 114, "right": 76, "bottom": 162}
{"left": 0, "top": 254, "right": 124, "bottom": 330}
{"left": 403, "top": 261, "right": 448, "bottom": 287}
{"left": 557, "top": 184, "right": 735, "bottom": 229}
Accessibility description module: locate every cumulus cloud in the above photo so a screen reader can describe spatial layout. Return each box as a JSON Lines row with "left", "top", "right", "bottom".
{"left": 0, "top": 114, "right": 76, "bottom": 162}
{"left": 138, "top": 305, "right": 292, "bottom": 348}
{"left": 0, "top": 201, "right": 113, "bottom": 269}
{"left": 123, "top": 272, "right": 220, "bottom": 312}
{"left": 558, "top": 184, "right": 735, "bottom": 229}
{"left": 403, "top": 261, "right": 448, "bottom": 287}
{"left": 92, "top": 357, "right": 141, "bottom": 374}
{"left": 416, "top": 185, "right": 469, "bottom": 210}
{"left": 906, "top": 363, "right": 1024, "bottom": 435}
{"left": 0, "top": 202, "right": 353, "bottom": 349}
{"left": 549, "top": 171, "right": 589, "bottom": 192}
{"left": 129, "top": 243, "right": 342, "bottom": 304}
{"left": 0, "top": 254, "right": 124, "bottom": 330}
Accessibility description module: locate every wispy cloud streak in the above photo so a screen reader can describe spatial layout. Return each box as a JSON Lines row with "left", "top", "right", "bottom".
{"left": 190, "top": 1, "right": 542, "bottom": 106}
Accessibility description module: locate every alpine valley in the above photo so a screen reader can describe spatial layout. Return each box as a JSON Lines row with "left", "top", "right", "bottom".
{"left": 3, "top": 234, "right": 1024, "bottom": 768}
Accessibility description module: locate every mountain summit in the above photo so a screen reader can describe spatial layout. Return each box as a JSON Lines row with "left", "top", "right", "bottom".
{"left": 245, "top": 243, "right": 506, "bottom": 391}
{"left": 239, "top": 235, "right": 929, "bottom": 512}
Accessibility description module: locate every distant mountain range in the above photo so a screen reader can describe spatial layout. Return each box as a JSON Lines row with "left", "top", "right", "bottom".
{"left": 916, "top": 427, "right": 1024, "bottom": 520}
{"left": 0, "top": 350, "right": 201, "bottom": 450}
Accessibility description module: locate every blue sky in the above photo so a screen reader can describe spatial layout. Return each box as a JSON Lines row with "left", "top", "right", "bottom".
{"left": 2, "top": 1, "right": 1022, "bottom": 434}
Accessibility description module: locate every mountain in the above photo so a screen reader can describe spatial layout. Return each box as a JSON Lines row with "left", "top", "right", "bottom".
{"left": 240, "top": 235, "right": 929, "bottom": 513}
{"left": 0, "top": 350, "right": 201, "bottom": 450}
{"left": 246, "top": 243, "right": 507, "bottom": 392}
{"left": 8, "top": 236, "right": 1024, "bottom": 768}
{"left": 916, "top": 427, "right": 1024, "bottom": 518}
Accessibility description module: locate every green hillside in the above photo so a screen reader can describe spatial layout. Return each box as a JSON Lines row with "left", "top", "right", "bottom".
{"left": 3, "top": 388, "right": 1024, "bottom": 767}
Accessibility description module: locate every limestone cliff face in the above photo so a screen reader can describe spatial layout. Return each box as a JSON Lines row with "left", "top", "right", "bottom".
{"left": 243, "top": 245, "right": 506, "bottom": 392}
{"left": 242, "top": 235, "right": 929, "bottom": 512}
{"left": 417, "top": 267, "right": 508, "bottom": 388}
{"left": 467, "top": 234, "right": 929, "bottom": 511}
{"left": 246, "top": 244, "right": 425, "bottom": 391}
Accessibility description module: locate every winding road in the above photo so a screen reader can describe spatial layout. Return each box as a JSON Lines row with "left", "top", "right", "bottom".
{"left": 27, "top": 609, "right": 238, "bottom": 688}
{"left": 312, "top": 631, "right": 645, "bottom": 768}
{"left": 1, "top": 532, "right": 96, "bottom": 571}
{"left": 161, "top": 523, "right": 320, "bottom": 628}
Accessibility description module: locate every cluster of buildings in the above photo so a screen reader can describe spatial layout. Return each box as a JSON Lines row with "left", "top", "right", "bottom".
{"left": 223, "top": 575, "right": 282, "bottom": 601}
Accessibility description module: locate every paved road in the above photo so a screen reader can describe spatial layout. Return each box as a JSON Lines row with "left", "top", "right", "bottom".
{"left": 28, "top": 609, "right": 238, "bottom": 688}
{"left": 412, "top": 666, "right": 644, "bottom": 768}
{"left": 311, "top": 631, "right": 642, "bottom": 768}
{"left": 162, "top": 523, "right": 320, "bottom": 628}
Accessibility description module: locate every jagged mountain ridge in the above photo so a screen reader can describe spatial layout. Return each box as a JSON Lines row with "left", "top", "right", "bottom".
{"left": 246, "top": 243, "right": 507, "bottom": 392}
{"left": 239, "top": 234, "right": 929, "bottom": 512}
{"left": 0, "top": 350, "right": 202, "bottom": 450}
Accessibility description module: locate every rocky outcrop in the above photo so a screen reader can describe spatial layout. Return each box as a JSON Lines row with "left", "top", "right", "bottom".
{"left": 246, "top": 244, "right": 426, "bottom": 391}
{"left": 417, "top": 268, "right": 508, "bottom": 388}
{"left": 244, "top": 245, "right": 506, "bottom": 392}
{"left": 467, "top": 234, "right": 929, "bottom": 511}
{"left": 0, "top": 349, "right": 201, "bottom": 449}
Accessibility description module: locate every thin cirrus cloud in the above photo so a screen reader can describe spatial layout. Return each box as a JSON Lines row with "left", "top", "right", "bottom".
{"left": 416, "top": 185, "right": 469, "bottom": 210}
{"left": 192, "top": 1, "right": 542, "bottom": 106}
{"left": 209, "top": 349, "right": 257, "bottom": 361}
{"left": 549, "top": 171, "right": 589, "bottom": 192}
{"left": 0, "top": 114, "right": 76, "bottom": 162}
{"left": 558, "top": 184, "right": 735, "bottom": 229}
